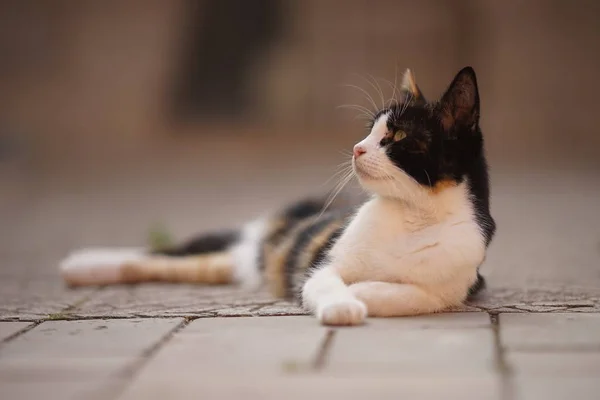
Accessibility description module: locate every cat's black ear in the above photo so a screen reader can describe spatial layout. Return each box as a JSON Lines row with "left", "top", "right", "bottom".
{"left": 399, "top": 68, "right": 427, "bottom": 106}
{"left": 439, "top": 67, "right": 480, "bottom": 131}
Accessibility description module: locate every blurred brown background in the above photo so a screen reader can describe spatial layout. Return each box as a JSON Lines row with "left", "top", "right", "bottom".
{"left": 1, "top": 0, "right": 599, "bottom": 291}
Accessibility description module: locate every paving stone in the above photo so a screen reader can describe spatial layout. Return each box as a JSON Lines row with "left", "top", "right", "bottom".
{"left": 120, "top": 375, "right": 501, "bottom": 400}
{"left": 0, "top": 380, "right": 121, "bottom": 400}
{"left": 127, "top": 316, "right": 327, "bottom": 375}
{"left": 0, "top": 322, "right": 32, "bottom": 341}
{"left": 500, "top": 313, "right": 600, "bottom": 350}
{"left": 470, "top": 287, "right": 600, "bottom": 312}
{"left": 506, "top": 352, "right": 600, "bottom": 377}
{"left": 0, "top": 358, "right": 132, "bottom": 381}
{"left": 479, "top": 307, "right": 522, "bottom": 313}
{"left": 362, "top": 312, "right": 492, "bottom": 328}
{"left": 117, "top": 317, "right": 376, "bottom": 399}
{"left": 0, "top": 318, "right": 183, "bottom": 359}
{"left": 513, "top": 305, "right": 567, "bottom": 312}
{"left": 569, "top": 306, "right": 599, "bottom": 312}
{"left": 70, "top": 284, "right": 274, "bottom": 317}
{"left": 0, "top": 279, "right": 95, "bottom": 320}
{"left": 0, "top": 319, "right": 183, "bottom": 400}
{"left": 327, "top": 314, "right": 495, "bottom": 376}
{"left": 255, "top": 303, "right": 307, "bottom": 316}
{"left": 213, "top": 305, "right": 258, "bottom": 317}
{"left": 514, "top": 377, "right": 600, "bottom": 400}
{"left": 531, "top": 300, "right": 595, "bottom": 307}
{"left": 448, "top": 304, "right": 485, "bottom": 312}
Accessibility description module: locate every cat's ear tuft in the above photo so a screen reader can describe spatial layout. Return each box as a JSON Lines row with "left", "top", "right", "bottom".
{"left": 439, "top": 66, "right": 480, "bottom": 131}
{"left": 400, "top": 68, "right": 426, "bottom": 106}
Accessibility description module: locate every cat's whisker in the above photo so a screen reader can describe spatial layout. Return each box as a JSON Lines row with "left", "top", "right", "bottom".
{"left": 348, "top": 74, "right": 385, "bottom": 112}
{"left": 337, "top": 156, "right": 353, "bottom": 164}
{"left": 423, "top": 169, "right": 432, "bottom": 187}
{"left": 380, "top": 77, "right": 398, "bottom": 108}
{"left": 320, "top": 160, "right": 353, "bottom": 186}
{"left": 392, "top": 64, "right": 399, "bottom": 106}
{"left": 400, "top": 90, "right": 413, "bottom": 117}
{"left": 337, "top": 103, "right": 374, "bottom": 114}
{"left": 341, "top": 84, "right": 379, "bottom": 115}
{"left": 366, "top": 73, "right": 386, "bottom": 110}
{"left": 318, "top": 167, "right": 355, "bottom": 219}
{"left": 336, "top": 104, "right": 375, "bottom": 120}
{"left": 333, "top": 163, "right": 353, "bottom": 175}
{"left": 319, "top": 166, "right": 353, "bottom": 189}
{"left": 379, "top": 66, "right": 399, "bottom": 108}
{"left": 328, "top": 161, "right": 353, "bottom": 177}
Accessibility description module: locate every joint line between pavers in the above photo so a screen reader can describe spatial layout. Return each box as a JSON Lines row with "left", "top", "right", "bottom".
{"left": 65, "top": 286, "right": 106, "bottom": 311}
{"left": 45, "top": 287, "right": 106, "bottom": 321}
{"left": 0, "top": 321, "right": 41, "bottom": 346}
{"left": 490, "top": 312, "right": 516, "bottom": 400}
{"left": 312, "top": 329, "right": 336, "bottom": 371}
{"left": 108, "top": 318, "right": 190, "bottom": 399}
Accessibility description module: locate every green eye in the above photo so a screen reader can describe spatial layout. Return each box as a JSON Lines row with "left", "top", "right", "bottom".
{"left": 394, "top": 130, "right": 407, "bottom": 141}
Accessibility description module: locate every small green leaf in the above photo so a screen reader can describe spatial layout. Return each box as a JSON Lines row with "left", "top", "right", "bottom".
{"left": 148, "top": 223, "right": 174, "bottom": 251}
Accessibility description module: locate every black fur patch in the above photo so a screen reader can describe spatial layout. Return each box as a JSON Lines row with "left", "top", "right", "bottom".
{"left": 282, "top": 198, "right": 326, "bottom": 220}
{"left": 308, "top": 227, "right": 343, "bottom": 273}
{"left": 257, "top": 198, "right": 328, "bottom": 271}
{"left": 283, "top": 213, "right": 345, "bottom": 299}
{"left": 467, "top": 272, "right": 486, "bottom": 299}
{"left": 154, "top": 230, "right": 239, "bottom": 256}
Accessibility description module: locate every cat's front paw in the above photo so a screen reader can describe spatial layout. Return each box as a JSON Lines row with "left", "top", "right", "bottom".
{"left": 317, "top": 298, "right": 367, "bottom": 326}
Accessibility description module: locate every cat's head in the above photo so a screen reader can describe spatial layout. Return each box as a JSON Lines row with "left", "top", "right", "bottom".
{"left": 352, "top": 66, "right": 483, "bottom": 199}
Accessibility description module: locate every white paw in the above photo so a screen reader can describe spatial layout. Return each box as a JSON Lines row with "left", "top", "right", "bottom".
{"left": 317, "top": 298, "right": 367, "bottom": 326}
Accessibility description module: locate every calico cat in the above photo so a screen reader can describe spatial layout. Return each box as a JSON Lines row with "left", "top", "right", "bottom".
{"left": 60, "top": 66, "right": 495, "bottom": 326}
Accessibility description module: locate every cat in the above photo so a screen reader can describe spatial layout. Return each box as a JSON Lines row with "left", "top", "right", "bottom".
{"left": 60, "top": 66, "right": 495, "bottom": 326}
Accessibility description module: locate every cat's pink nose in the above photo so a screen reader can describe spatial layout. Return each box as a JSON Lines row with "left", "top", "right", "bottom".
{"left": 353, "top": 145, "right": 366, "bottom": 158}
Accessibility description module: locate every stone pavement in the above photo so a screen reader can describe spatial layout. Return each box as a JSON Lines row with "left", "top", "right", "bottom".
{"left": 1, "top": 312, "right": 599, "bottom": 400}
{"left": 1, "top": 136, "right": 600, "bottom": 399}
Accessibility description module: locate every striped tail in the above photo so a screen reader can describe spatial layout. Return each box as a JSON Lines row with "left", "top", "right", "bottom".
{"left": 60, "top": 244, "right": 234, "bottom": 286}
{"left": 59, "top": 195, "right": 359, "bottom": 295}
{"left": 59, "top": 230, "right": 240, "bottom": 287}
{"left": 58, "top": 197, "right": 347, "bottom": 289}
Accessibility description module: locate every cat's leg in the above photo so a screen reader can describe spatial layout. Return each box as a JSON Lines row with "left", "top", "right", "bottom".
{"left": 302, "top": 266, "right": 367, "bottom": 326}
{"left": 348, "top": 281, "right": 449, "bottom": 317}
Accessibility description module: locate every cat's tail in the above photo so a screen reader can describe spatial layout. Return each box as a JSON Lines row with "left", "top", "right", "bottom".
{"left": 59, "top": 220, "right": 266, "bottom": 288}
{"left": 58, "top": 196, "right": 347, "bottom": 288}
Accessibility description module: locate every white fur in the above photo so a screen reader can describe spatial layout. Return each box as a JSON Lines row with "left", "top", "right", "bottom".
{"left": 60, "top": 247, "right": 146, "bottom": 285}
{"left": 354, "top": 112, "right": 389, "bottom": 153}
{"left": 230, "top": 217, "right": 267, "bottom": 289}
{"left": 302, "top": 267, "right": 367, "bottom": 325}
{"left": 303, "top": 112, "right": 486, "bottom": 325}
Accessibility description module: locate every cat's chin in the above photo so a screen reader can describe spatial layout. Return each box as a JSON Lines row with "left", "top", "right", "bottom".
{"left": 354, "top": 174, "right": 392, "bottom": 197}
{"left": 353, "top": 166, "right": 391, "bottom": 182}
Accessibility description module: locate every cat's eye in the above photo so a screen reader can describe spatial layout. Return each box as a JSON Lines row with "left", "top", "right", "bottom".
{"left": 394, "top": 130, "right": 407, "bottom": 141}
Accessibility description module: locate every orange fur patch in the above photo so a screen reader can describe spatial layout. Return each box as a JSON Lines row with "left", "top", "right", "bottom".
{"left": 430, "top": 179, "right": 457, "bottom": 194}
{"left": 121, "top": 253, "right": 233, "bottom": 284}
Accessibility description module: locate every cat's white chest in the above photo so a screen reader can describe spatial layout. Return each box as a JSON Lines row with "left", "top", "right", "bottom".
{"left": 340, "top": 198, "right": 427, "bottom": 247}
{"left": 330, "top": 198, "right": 429, "bottom": 270}
{"left": 328, "top": 189, "right": 480, "bottom": 285}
